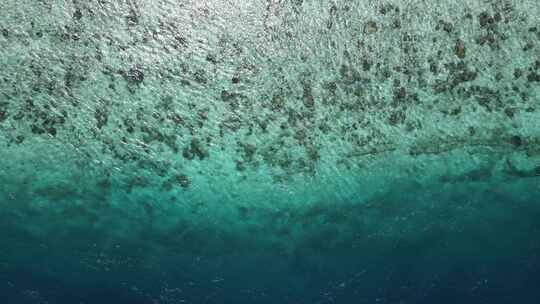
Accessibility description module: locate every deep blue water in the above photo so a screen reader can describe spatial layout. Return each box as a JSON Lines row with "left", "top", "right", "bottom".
{"left": 2, "top": 179, "right": 540, "bottom": 303}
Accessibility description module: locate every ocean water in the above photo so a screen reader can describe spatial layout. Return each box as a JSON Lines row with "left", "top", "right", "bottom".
{"left": 1, "top": 0, "right": 539, "bottom": 303}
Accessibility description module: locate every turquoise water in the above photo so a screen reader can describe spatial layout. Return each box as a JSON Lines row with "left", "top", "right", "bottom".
{"left": 1, "top": 0, "right": 540, "bottom": 303}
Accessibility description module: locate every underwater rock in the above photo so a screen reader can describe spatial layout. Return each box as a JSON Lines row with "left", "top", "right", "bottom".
{"left": 364, "top": 20, "right": 378, "bottom": 34}
{"left": 123, "top": 66, "right": 145, "bottom": 85}
{"left": 454, "top": 39, "right": 467, "bottom": 59}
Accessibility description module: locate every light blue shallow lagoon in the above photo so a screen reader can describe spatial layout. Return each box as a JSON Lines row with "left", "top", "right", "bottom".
{"left": 1, "top": 0, "right": 539, "bottom": 303}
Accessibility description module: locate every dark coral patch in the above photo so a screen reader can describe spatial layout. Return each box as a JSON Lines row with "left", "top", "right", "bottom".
{"left": 124, "top": 66, "right": 145, "bottom": 84}
{"left": 509, "top": 135, "right": 523, "bottom": 147}
{"left": 175, "top": 174, "right": 191, "bottom": 188}
{"left": 183, "top": 138, "right": 208, "bottom": 160}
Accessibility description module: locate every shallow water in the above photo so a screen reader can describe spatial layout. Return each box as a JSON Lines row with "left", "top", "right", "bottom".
{"left": 1, "top": 0, "right": 540, "bottom": 303}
